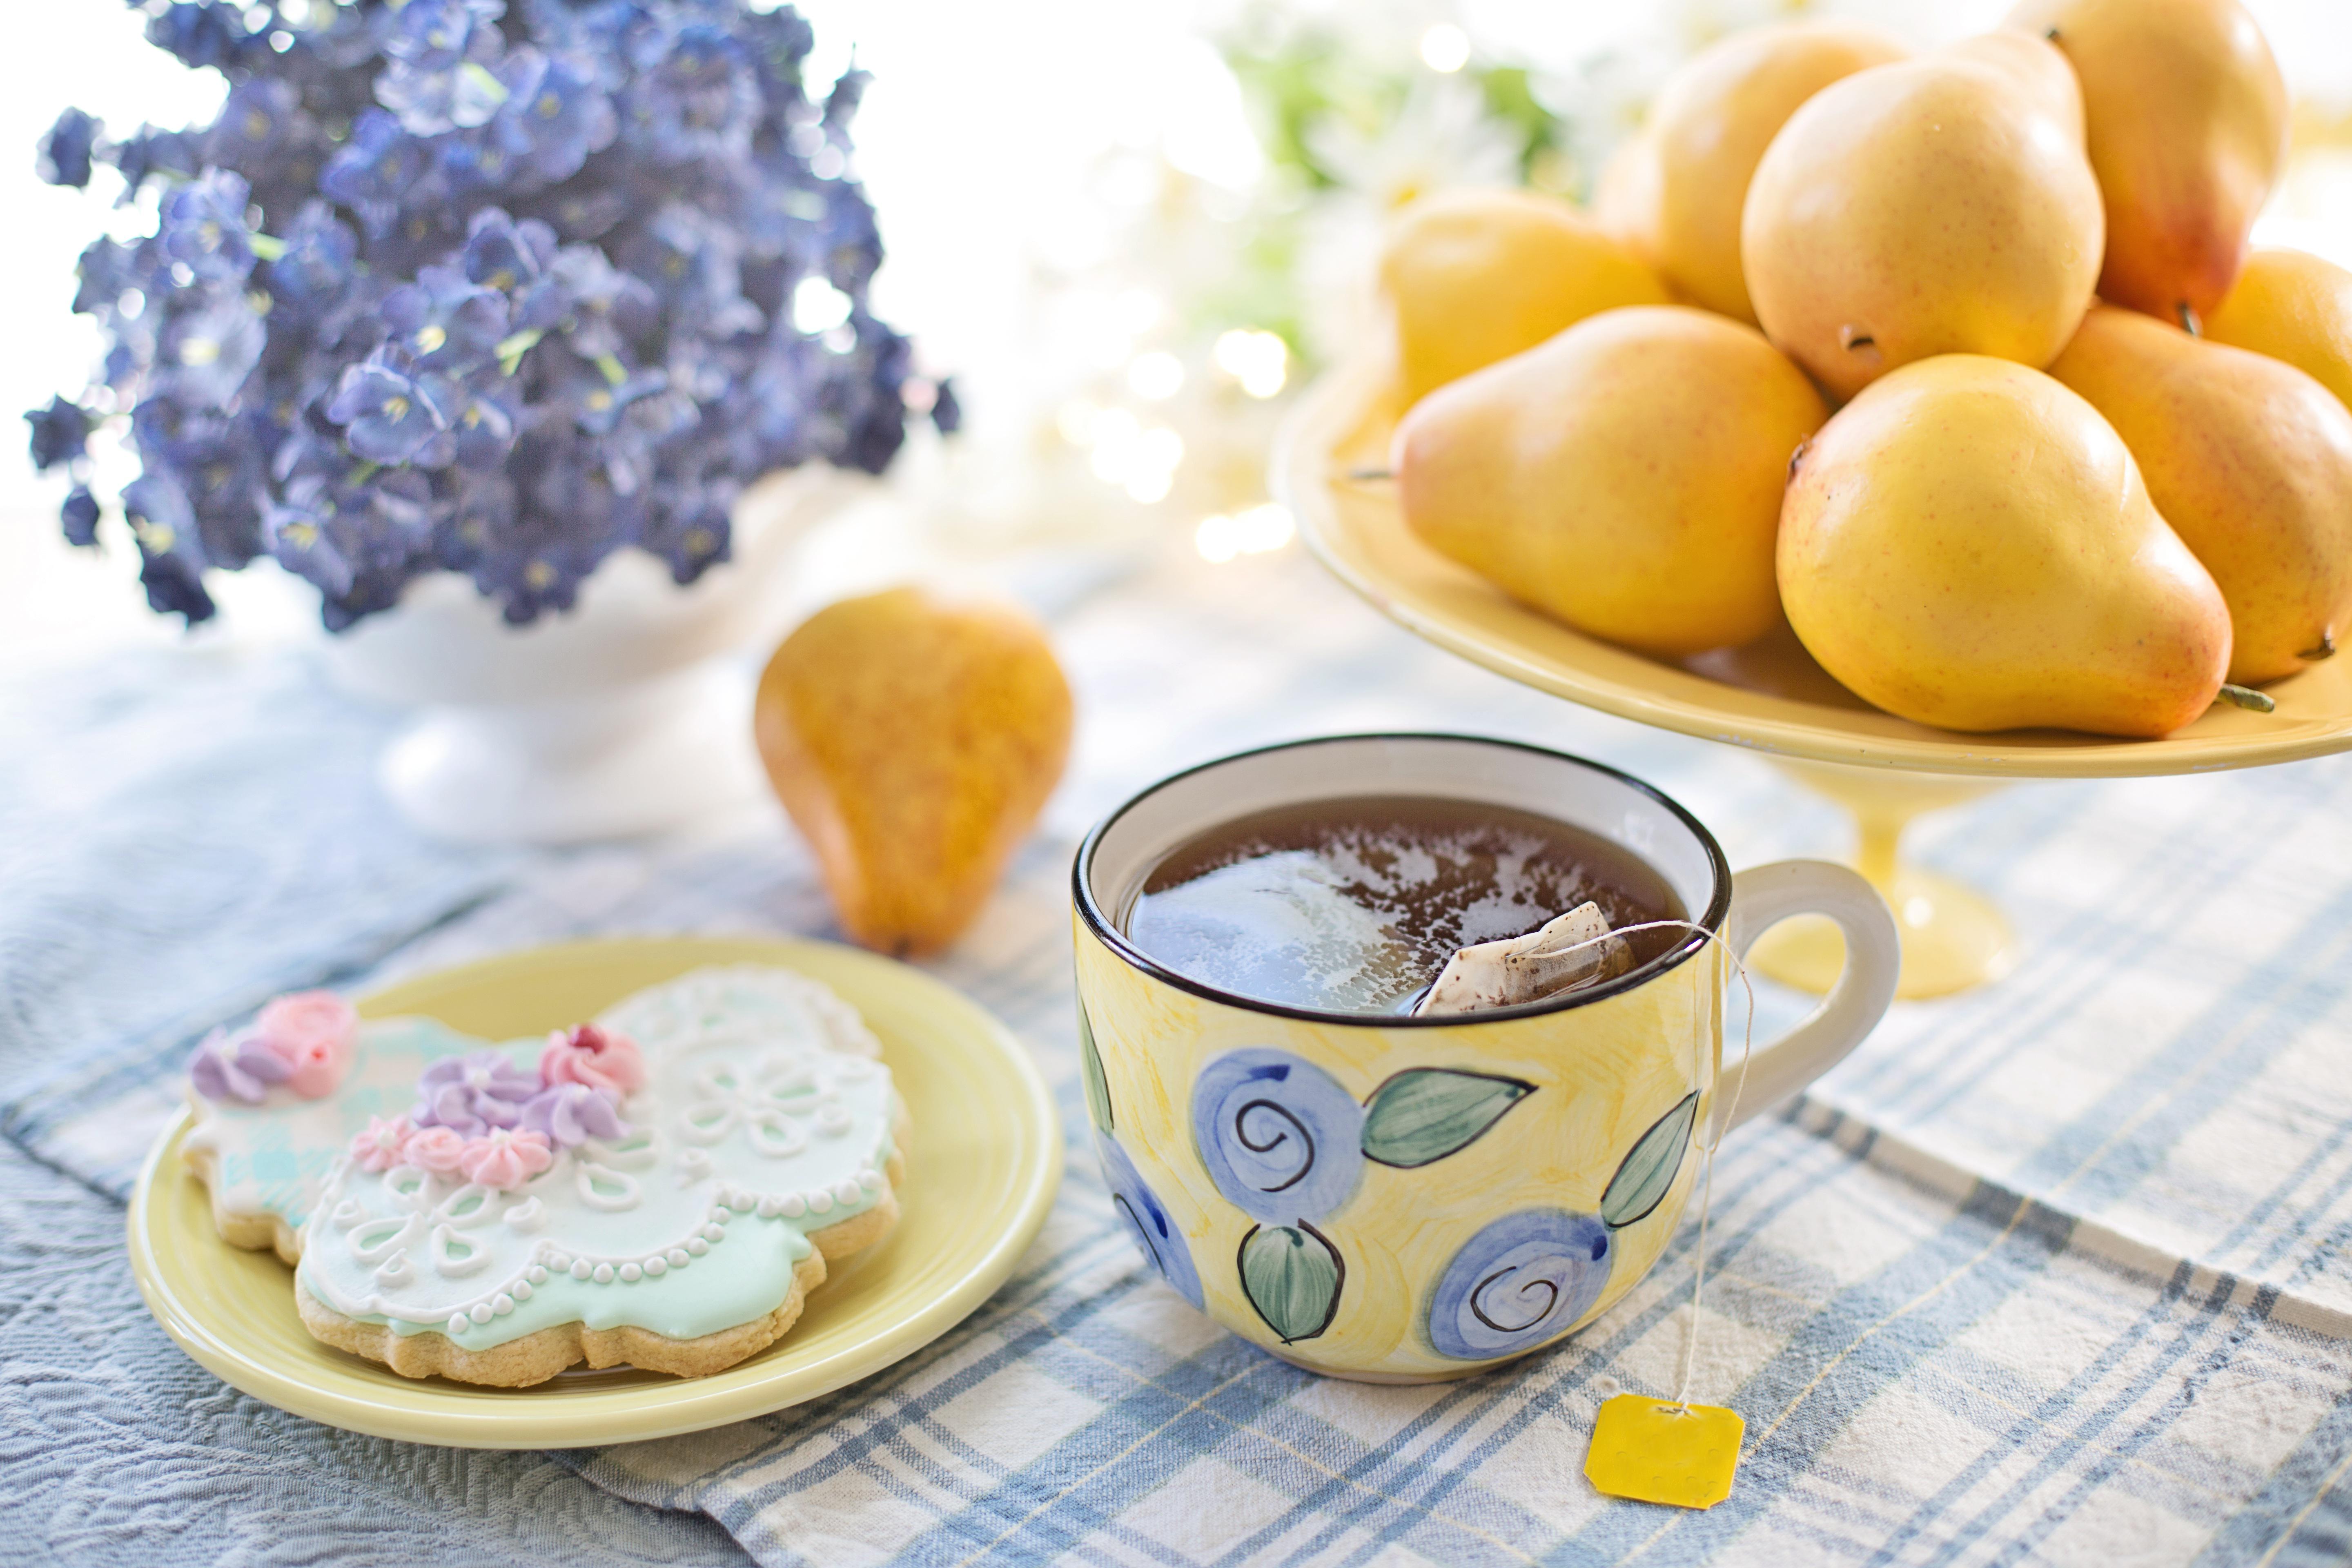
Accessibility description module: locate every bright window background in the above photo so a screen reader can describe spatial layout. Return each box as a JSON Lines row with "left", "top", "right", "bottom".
{"left": 3, "top": 0, "right": 2347, "bottom": 664}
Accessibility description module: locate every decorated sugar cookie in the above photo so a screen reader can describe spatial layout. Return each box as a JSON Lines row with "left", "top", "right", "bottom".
{"left": 183, "top": 965, "right": 907, "bottom": 1385}
{"left": 183, "top": 991, "right": 490, "bottom": 1262}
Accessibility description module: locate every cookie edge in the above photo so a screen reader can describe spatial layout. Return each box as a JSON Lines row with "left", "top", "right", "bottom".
{"left": 294, "top": 1148, "right": 906, "bottom": 1386}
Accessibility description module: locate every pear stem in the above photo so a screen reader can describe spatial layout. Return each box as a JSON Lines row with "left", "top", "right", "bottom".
{"left": 2178, "top": 303, "right": 2203, "bottom": 337}
{"left": 2218, "top": 683, "right": 2276, "bottom": 713}
{"left": 1343, "top": 467, "right": 1395, "bottom": 483}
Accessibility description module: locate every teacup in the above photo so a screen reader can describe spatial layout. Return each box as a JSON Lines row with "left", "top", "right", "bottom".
{"left": 1071, "top": 734, "right": 1900, "bottom": 1382}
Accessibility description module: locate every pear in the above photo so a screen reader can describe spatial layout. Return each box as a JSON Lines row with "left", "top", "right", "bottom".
{"left": 1601, "top": 20, "right": 1909, "bottom": 325}
{"left": 2048, "top": 306, "right": 2352, "bottom": 683}
{"left": 753, "top": 587, "right": 1073, "bottom": 957}
{"left": 2005, "top": 0, "right": 2287, "bottom": 327}
{"left": 1778, "top": 355, "right": 2231, "bottom": 736}
{"left": 1380, "top": 189, "right": 1669, "bottom": 406}
{"left": 2204, "top": 248, "right": 2352, "bottom": 417}
{"left": 1395, "top": 305, "right": 1826, "bottom": 657}
{"left": 1742, "top": 40, "right": 2103, "bottom": 401}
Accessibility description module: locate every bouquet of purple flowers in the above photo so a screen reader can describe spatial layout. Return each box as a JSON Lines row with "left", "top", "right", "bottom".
{"left": 29, "top": 0, "right": 953, "bottom": 630}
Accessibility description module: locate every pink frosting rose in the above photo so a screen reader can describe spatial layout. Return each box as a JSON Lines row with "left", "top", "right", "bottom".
{"left": 458, "top": 1127, "right": 554, "bottom": 1191}
{"left": 349, "top": 1115, "right": 413, "bottom": 1173}
{"left": 400, "top": 1124, "right": 469, "bottom": 1173}
{"left": 255, "top": 991, "right": 359, "bottom": 1099}
{"left": 539, "top": 1023, "right": 646, "bottom": 1098}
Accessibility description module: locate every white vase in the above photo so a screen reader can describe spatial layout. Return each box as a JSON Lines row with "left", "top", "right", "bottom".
{"left": 326, "top": 468, "right": 863, "bottom": 845}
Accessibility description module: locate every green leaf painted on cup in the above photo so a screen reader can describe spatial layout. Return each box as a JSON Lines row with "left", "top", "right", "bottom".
{"left": 1238, "top": 1223, "right": 1343, "bottom": 1343}
{"left": 1078, "top": 1000, "right": 1112, "bottom": 1134}
{"left": 1359, "top": 1068, "right": 1534, "bottom": 1168}
{"left": 1601, "top": 1091, "right": 1699, "bottom": 1230}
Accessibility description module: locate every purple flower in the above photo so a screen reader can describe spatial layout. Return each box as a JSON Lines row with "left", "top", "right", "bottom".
{"left": 376, "top": 0, "right": 512, "bottom": 136}
{"left": 146, "top": 2, "right": 253, "bottom": 74}
{"left": 545, "top": 245, "right": 658, "bottom": 358}
{"left": 381, "top": 263, "right": 510, "bottom": 372}
{"left": 189, "top": 1026, "right": 294, "bottom": 1104}
{"left": 518, "top": 1082, "right": 628, "bottom": 1147}
{"left": 159, "top": 170, "right": 257, "bottom": 284}
{"left": 494, "top": 48, "right": 617, "bottom": 186}
{"left": 266, "top": 202, "right": 360, "bottom": 314}
{"left": 205, "top": 78, "right": 302, "bottom": 177}
{"left": 108, "top": 127, "right": 199, "bottom": 205}
{"left": 25, "top": 398, "right": 91, "bottom": 472}
{"left": 72, "top": 238, "right": 138, "bottom": 317}
{"left": 61, "top": 487, "right": 101, "bottom": 548}
{"left": 320, "top": 109, "right": 424, "bottom": 237}
{"left": 158, "top": 294, "right": 266, "bottom": 408}
{"left": 37, "top": 108, "right": 99, "bottom": 189}
{"left": 326, "top": 352, "right": 457, "bottom": 466}
{"left": 125, "top": 474, "right": 215, "bottom": 621}
{"left": 461, "top": 209, "right": 556, "bottom": 294}
{"left": 412, "top": 1049, "right": 540, "bottom": 1135}
{"left": 622, "top": 23, "right": 760, "bottom": 165}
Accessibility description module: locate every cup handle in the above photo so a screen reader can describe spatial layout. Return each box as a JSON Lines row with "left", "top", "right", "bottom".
{"left": 1714, "top": 860, "right": 1901, "bottom": 1137}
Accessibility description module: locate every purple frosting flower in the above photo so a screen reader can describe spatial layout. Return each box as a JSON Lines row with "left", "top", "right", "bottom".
{"left": 412, "top": 1049, "right": 539, "bottom": 1135}
{"left": 519, "top": 1082, "right": 627, "bottom": 1147}
{"left": 188, "top": 1027, "right": 291, "bottom": 1105}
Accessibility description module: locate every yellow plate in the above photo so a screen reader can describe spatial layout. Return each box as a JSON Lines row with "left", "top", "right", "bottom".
{"left": 125, "top": 936, "right": 1063, "bottom": 1449}
{"left": 1274, "top": 356, "right": 2352, "bottom": 779}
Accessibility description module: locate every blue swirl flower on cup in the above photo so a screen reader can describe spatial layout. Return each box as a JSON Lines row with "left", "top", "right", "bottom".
{"left": 1426, "top": 1210, "right": 1613, "bottom": 1361}
{"left": 1095, "top": 1132, "right": 1203, "bottom": 1308}
{"left": 1190, "top": 1048, "right": 1365, "bottom": 1225}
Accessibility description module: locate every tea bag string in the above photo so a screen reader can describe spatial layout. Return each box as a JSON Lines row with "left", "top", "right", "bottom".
{"left": 1535, "top": 918, "right": 1758, "bottom": 1412}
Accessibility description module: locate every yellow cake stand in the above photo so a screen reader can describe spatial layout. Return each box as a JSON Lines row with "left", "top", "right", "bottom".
{"left": 1273, "top": 359, "right": 2352, "bottom": 998}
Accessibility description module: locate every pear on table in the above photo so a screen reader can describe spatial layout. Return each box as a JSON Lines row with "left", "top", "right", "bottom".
{"left": 1394, "top": 304, "right": 1826, "bottom": 658}
{"left": 1379, "top": 188, "right": 1668, "bottom": 406}
{"left": 754, "top": 588, "right": 1073, "bottom": 958}
{"left": 2049, "top": 305, "right": 2352, "bottom": 684}
{"left": 2005, "top": 0, "right": 2288, "bottom": 327}
{"left": 1597, "top": 18, "right": 1909, "bottom": 325}
{"left": 1740, "top": 33, "right": 2102, "bottom": 401}
{"left": 1777, "top": 356, "right": 2232, "bottom": 737}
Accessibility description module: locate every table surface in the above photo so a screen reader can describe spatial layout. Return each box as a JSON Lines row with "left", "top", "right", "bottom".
{"left": 7, "top": 541, "right": 2352, "bottom": 1568}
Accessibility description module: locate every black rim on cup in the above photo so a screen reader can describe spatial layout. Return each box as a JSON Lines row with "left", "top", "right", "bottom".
{"left": 1071, "top": 733, "right": 1735, "bottom": 1028}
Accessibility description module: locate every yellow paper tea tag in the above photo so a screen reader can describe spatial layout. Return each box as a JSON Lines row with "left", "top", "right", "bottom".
{"left": 1584, "top": 1393, "right": 1744, "bottom": 1509}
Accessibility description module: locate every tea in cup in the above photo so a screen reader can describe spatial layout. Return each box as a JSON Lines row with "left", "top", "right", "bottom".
{"left": 1071, "top": 734, "right": 1899, "bottom": 1381}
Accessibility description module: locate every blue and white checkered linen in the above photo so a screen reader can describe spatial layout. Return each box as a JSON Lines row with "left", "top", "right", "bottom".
{"left": 7, "top": 546, "right": 2352, "bottom": 1566}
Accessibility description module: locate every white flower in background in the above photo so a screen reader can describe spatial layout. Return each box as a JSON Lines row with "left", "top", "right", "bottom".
{"left": 1307, "top": 73, "right": 1522, "bottom": 216}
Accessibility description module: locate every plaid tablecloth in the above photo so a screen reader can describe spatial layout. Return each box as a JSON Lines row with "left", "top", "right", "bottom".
{"left": 7, "top": 542, "right": 2352, "bottom": 1566}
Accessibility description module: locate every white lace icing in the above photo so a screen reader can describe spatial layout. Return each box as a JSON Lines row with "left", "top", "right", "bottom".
{"left": 292, "top": 966, "right": 899, "bottom": 1348}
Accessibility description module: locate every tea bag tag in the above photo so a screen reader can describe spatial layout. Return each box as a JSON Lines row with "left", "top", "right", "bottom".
{"left": 1584, "top": 1394, "right": 1744, "bottom": 1509}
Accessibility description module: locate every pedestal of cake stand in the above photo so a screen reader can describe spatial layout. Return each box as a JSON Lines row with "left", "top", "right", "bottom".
{"left": 1744, "top": 759, "right": 2018, "bottom": 1000}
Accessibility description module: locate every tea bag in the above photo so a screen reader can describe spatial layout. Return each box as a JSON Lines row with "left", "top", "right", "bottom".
{"left": 1413, "top": 902, "right": 1632, "bottom": 1016}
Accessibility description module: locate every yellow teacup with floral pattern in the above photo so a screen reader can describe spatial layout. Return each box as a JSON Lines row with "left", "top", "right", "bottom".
{"left": 1072, "top": 735, "right": 1899, "bottom": 1382}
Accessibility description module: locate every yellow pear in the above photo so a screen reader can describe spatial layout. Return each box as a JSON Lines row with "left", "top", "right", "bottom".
{"left": 1742, "top": 40, "right": 2102, "bottom": 401}
{"left": 1939, "top": 31, "right": 2089, "bottom": 138}
{"left": 1601, "top": 20, "right": 1909, "bottom": 325}
{"left": 2005, "top": 0, "right": 2286, "bottom": 327}
{"left": 1380, "top": 188, "right": 1669, "bottom": 406}
{"left": 2048, "top": 305, "right": 2352, "bottom": 683}
{"left": 753, "top": 588, "right": 1073, "bottom": 957}
{"left": 1394, "top": 305, "right": 1826, "bottom": 656}
{"left": 2204, "top": 248, "right": 2352, "bottom": 417}
{"left": 1778, "top": 355, "right": 2230, "bottom": 736}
